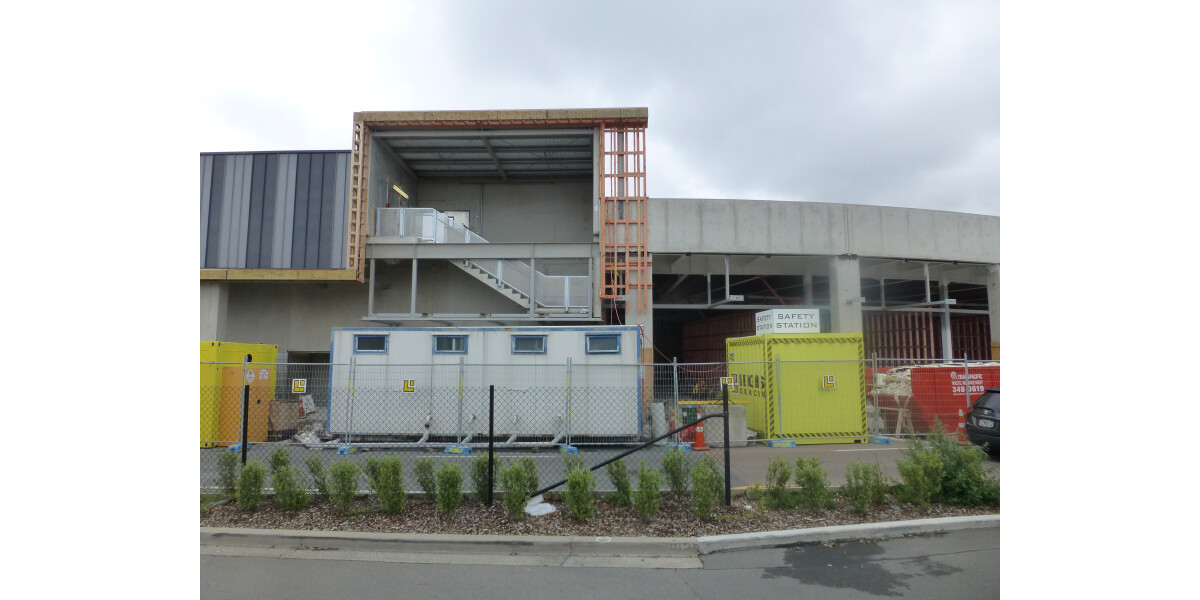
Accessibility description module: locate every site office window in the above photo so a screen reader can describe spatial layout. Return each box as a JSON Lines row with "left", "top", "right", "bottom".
{"left": 354, "top": 334, "right": 388, "bottom": 354}
{"left": 585, "top": 334, "right": 620, "bottom": 354}
{"left": 433, "top": 335, "right": 468, "bottom": 354}
{"left": 512, "top": 335, "right": 547, "bottom": 354}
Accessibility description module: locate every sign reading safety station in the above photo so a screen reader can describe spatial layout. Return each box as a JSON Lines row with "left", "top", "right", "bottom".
{"left": 754, "top": 309, "right": 821, "bottom": 334}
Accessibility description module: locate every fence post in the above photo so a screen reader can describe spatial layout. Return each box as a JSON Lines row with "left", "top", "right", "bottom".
{"left": 962, "top": 353, "right": 971, "bottom": 432}
{"left": 457, "top": 357, "right": 465, "bottom": 443}
{"left": 240, "top": 354, "right": 251, "bottom": 465}
{"left": 723, "top": 383, "right": 731, "bottom": 507}
{"left": 871, "top": 352, "right": 880, "bottom": 435}
{"left": 565, "top": 357, "right": 573, "bottom": 446}
{"left": 487, "top": 384, "right": 495, "bottom": 507}
{"left": 671, "top": 357, "right": 680, "bottom": 443}
{"left": 347, "top": 356, "right": 356, "bottom": 446}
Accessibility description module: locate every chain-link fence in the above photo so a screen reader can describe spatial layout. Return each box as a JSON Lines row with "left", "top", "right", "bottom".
{"left": 201, "top": 357, "right": 997, "bottom": 496}
{"left": 866, "top": 355, "right": 1000, "bottom": 437}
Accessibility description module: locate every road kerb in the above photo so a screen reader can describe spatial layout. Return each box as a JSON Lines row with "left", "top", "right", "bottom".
{"left": 202, "top": 515, "right": 999, "bottom": 559}
{"left": 694, "top": 514, "right": 1000, "bottom": 554}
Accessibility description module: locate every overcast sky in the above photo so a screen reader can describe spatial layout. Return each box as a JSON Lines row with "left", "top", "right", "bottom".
{"left": 194, "top": 0, "right": 998, "bottom": 216}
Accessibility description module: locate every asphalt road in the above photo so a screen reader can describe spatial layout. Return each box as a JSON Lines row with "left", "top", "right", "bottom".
{"left": 200, "top": 528, "right": 998, "bottom": 600}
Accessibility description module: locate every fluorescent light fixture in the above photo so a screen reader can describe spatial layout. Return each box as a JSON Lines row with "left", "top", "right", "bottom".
{"left": 392, "top": 185, "right": 409, "bottom": 199}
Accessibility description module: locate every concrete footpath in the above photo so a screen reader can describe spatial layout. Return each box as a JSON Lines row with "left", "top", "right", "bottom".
{"left": 201, "top": 515, "right": 999, "bottom": 568}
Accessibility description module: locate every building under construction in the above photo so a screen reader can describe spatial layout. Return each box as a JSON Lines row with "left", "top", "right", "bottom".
{"left": 200, "top": 107, "right": 999, "bottom": 366}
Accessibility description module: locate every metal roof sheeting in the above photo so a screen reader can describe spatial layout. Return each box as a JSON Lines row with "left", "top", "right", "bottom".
{"left": 200, "top": 151, "right": 350, "bottom": 269}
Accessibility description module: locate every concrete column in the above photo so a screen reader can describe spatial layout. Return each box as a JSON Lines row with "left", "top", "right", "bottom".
{"left": 200, "top": 281, "right": 229, "bottom": 341}
{"left": 940, "top": 273, "right": 954, "bottom": 361}
{"left": 987, "top": 265, "right": 1000, "bottom": 360}
{"left": 629, "top": 260, "right": 654, "bottom": 360}
{"left": 828, "top": 255, "right": 863, "bottom": 333}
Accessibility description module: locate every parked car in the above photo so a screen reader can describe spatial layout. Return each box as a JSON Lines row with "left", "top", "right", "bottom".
{"left": 965, "top": 387, "right": 1000, "bottom": 455}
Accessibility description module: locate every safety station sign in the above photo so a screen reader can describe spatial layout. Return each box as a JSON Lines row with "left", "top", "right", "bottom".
{"left": 755, "top": 309, "right": 822, "bottom": 334}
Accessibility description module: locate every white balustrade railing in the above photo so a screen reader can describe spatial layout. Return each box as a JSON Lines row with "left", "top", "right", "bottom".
{"left": 375, "top": 207, "right": 590, "bottom": 311}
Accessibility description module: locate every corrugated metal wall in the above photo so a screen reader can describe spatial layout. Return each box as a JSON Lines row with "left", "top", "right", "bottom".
{"left": 863, "top": 312, "right": 993, "bottom": 361}
{"left": 200, "top": 151, "right": 350, "bottom": 269}
{"left": 681, "top": 311, "right": 756, "bottom": 364}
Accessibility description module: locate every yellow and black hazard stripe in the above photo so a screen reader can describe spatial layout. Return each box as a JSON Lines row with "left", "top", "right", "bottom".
{"left": 768, "top": 336, "right": 862, "bottom": 345}
{"left": 765, "top": 341, "right": 777, "bottom": 438}
{"left": 779, "top": 432, "right": 869, "bottom": 440}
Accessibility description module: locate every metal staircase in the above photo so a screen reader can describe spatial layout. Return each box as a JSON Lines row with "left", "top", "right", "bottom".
{"left": 375, "top": 207, "right": 590, "bottom": 314}
{"left": 457, "top": 259, "right": 534, "bottom": 309}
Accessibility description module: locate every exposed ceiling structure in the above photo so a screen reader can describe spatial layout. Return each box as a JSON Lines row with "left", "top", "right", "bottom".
{"left": 373, "top": 128, "right": 594, "bottom": 182}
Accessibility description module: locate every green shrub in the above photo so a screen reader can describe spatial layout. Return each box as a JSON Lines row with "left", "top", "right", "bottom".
{"left": 328, "top": 461, "right": 361, "bottom": 515}
{"left": 763, "top": 456, "right": 793, "bottom": 509}
{"left": 364, "top": 457, "right": 382, "bottom": 491}
{"left": 980, "top": 472, "right": 1001, "bottom": 507}
{"left": 269, "top": 447, "right": 291, "bottom": 474}
{"left": 436, "top": 462, "right": 464, "bottom": 515}
{"left": 217, "top": 452, "right": 239, "bottom": 497}
{"left": 633, "top": 460, "right": 662, "bottom": 523}
{"left": 236, "top": 460, "right": 267, "bottom": 511}
{"left": 895, "top": 421, "right": 1000, "bottom": 507}
{"left": 499, "top": 459, "right": 538, "bottom": 520}
{"left": 794, "top": 457, "right": 836, "bottom": 511}
{"left": 272, "top": 465, "right": 309, "bottom": 510}
{"left": 565, "top": 467, "right": 596, "bottom": 521}
{"left": 563, "top": 453, "right": 585, "bottom": 473}
{"left": 605, "top": 458, "right": 633, "bottom": 506}
{"left": 746, "top": 483, "right": 765, "bottom": 505}
{"left": 305, "top": 456, "right": 329, "bottom": 499}
{"left": 662, "top": 448, "right": 690, "bottom": 496}
{"left": 897, "top": 444, "right": 944, "bottom": 506}
{"left": 469, "top": 454, "right": 492, "bottom": 501}
{"left": 516, "top": 457, "right": 540, "bottom": 493}
{"left": 928, "top": 432, "right": 989, "bottom": 506}
{"left": 414, "top": 458, "right": 437, "bottom": 498}
{"left": 842, "top": 461, "right": 889, "bottom": 514}
{"left": 370, "top": 457, "right": 406, "bottom": 514}
{"left": 689, "top": 457, "right": 723, "bottom": 520}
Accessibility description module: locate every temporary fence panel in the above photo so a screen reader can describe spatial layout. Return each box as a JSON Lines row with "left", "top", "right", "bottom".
{"left": 726, "top": 333, "right": 867, "bottom": 444}
{"left": 869, "top": 358, "right": 1001, "bottom": 435}
{"left": 909, "top": 363, "right": 1000, "bottom": 434}
{"left": 328, "top": 326, "right": 642, "bottom": 442}
{"left": 200, "top": 341, "right": 277, "bottom": 447}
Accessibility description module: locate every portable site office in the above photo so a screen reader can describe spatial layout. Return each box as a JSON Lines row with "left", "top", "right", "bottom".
{"left": 725, "top": 333, "right": 868, "bottom": 444}
{"left": 327, "top": 326, "right": 643, "bottom": 444}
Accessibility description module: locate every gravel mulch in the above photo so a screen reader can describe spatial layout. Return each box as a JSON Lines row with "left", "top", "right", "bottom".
{"left": 201, "top": 495, "right": 999, "bottom": 538}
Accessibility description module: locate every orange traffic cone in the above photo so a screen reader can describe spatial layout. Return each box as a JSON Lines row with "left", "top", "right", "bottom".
{"left": 693, "top": 421, "right": 711, "bottom": 451}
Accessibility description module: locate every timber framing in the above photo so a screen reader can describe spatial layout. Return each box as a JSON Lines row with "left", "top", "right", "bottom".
{"left": 345, "top": 108, "right": 648, "bottom": 283}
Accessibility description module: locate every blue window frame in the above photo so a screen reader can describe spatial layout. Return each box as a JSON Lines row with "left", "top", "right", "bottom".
{"left": 585, "top": 333, "right": 621, "bottom": 354}
{"left": 512, "top": 335, "right": 547, "bottom": 354}
{"left": 433, "top": 335, "right": 468, "bottom": 354}
{"left": 354, "top": 334, "right": 388, "bottom": 354}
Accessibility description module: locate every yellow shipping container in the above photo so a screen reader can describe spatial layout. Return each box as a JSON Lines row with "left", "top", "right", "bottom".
{"left": 200, "top": 342, "right": 277, "bottom": 447}
{"left": 726, "top": 333, "right": 867, "bottom": 444}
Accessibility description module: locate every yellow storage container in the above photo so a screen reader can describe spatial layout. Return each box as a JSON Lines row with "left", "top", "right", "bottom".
{"left": 726, "top": 333, "right": 867, "bottom": 445}
{"left": 200, "top": 342, "right": 277, "bottom": 447}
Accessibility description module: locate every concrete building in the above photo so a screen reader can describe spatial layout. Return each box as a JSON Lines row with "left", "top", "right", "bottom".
{"left": 200, "top": 107, "right": 999, "bottom": 366}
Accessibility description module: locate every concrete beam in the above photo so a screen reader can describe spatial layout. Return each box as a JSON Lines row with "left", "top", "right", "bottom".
{"left": 366, "top": 242, "right": 595, "bottom": 260}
